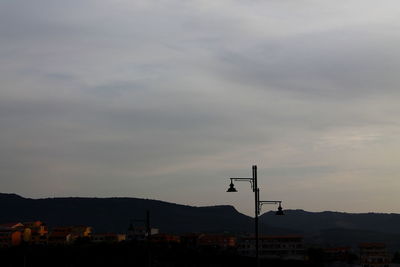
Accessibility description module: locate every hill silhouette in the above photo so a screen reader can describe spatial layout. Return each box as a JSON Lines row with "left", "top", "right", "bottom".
{"left": 261, "top": 209, "right": 400, "bottom": 234}
{"left": 2, "top": 193, "right": 400, "bottom": 249}
{"left": 0, "top": 193, "right": 255, "bottom": 233}
{"left": 261, "top": 209, "right": 400, "bottom": 250}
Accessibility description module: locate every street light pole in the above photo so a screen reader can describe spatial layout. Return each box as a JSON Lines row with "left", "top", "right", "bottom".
{"left": 227, "top": 165, "right": 284, "bottom": 267}
{"left": 253, "top": 166, "right": 259, "bottom": 266}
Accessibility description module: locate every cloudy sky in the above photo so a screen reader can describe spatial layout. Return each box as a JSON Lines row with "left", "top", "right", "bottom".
{"left": 1, "top": 0, "right": 400, "bottom": 215}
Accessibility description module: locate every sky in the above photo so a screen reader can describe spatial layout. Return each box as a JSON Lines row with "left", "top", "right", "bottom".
{"left": 1, "top": 0, "right": 400, "bottom": 216}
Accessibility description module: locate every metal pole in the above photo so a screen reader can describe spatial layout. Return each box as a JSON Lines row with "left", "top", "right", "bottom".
{"left": 253, "top": 165, "right": 259, "bottom": 267}
{"left": 146, "top": 210, "right": 150, "bottom": 238}
{"left": 227, "top": 165, "right": 284, "bottom": 266}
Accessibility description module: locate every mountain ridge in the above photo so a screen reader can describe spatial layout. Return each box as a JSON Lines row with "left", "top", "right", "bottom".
{"left": 0, "top": 193, "right": 254, "bottom": 234}
{"left": 2, "top": 193, "right": 400, "bottom": 249}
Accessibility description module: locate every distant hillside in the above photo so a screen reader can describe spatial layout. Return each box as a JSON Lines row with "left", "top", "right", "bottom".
{"left": 261, "top": 209, "right": 400, "bottom": 250}
{"left": 0, "top": 193, "right": 255, "bottom": 234}
{"left": 261, "top": 209, "right": 400, "bottom": 234}
{"left": 3, "top": 193, "right": 400, "bottom": 249}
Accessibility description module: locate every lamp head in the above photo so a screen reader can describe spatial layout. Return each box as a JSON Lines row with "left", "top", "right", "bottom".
{"left": 227, "top": 182, "right": 237, "bottom": 192}
{"left": 276, "top": 203, "right": 284, "bottom": 216}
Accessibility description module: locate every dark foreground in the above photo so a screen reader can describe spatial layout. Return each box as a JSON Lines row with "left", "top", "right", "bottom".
{"left": 0, "top": 241, "right": 322, "bottom": 267}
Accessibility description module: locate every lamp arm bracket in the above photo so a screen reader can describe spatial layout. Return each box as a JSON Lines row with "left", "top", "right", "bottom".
{"left": 230, "top": 177, "right": 254, "bottom": 191}
{"left": 259, "top": 200, "right": 282, "bottom": 206}
{"left": 258, "top": 200, "right": 282, "bottom": 215}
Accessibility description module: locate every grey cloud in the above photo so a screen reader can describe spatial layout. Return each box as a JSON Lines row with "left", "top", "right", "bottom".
{"left": 213, "top": 26, "right": 400, "bottom": 101}
{"left": 2, "top": 0, "right": 400, "bottom": 214}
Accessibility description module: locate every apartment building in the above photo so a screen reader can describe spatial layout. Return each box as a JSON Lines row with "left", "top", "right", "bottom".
{"left": 238, "top": 235, "right": 305, "bottom": 260}
{"left": 359, "top": 243, "right": 390, "bottom": 267}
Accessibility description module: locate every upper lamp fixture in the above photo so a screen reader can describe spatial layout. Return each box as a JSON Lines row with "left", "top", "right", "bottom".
{"left": 226, "top": 180, "right": 237, "bottom": 192}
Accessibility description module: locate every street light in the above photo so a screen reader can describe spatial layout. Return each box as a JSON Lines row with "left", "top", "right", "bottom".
{"left": 226, "top": 165, "right": 284, "bottom": 266}
{"left": 259, "top": 200, "right": 284, "bottom": 216}
{"left": 227, "top": 181, "right": 237, "bottom": 192}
